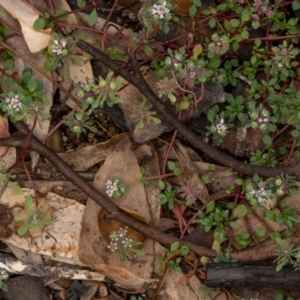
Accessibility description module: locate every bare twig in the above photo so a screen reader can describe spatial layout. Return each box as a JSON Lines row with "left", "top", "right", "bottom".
{"left": 1, "top": 125, "right": 299, "bottom": 261}
{"left": 76, "top": 40, "right": 300, "bottom": 179}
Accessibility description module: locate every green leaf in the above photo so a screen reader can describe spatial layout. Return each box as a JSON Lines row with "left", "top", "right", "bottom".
{"left": 189, "top": 5, "right": 197, "bottom": 17}
{"left": 193, "top": 44, "right": 203, "bottom": 59}
{"left": 193, "top": 0, "right": 201, "bottom": 6}
{"left": 229, "top": 221, "right": 238, "bottom": 229}
{"left": 230, "top": 19, "right": 240, "bottom": 27}
{"left": 133, "top": 249, "right": 145, "bottom": 256}
{"left": 233, "top": 204, "right": 248, "bottom": 218}
{"left": 152, "top": 117, "right": 161, "bottom": 124}
{"left": 167, "top": 161, "right": 176, "bottom": 171}
{"left": 208, "top": 18, "right": 216, "bottom": 28}
{"left": 274, "top": 292, "right": 284, "bottom": 300}
{"left": 33, "top": 18, "right": 46, "bottom": 30}
{"left": 77, "top": 0, "right": 86, "bottom": 8}
{"left": 241, "top": 9, "right": 251, "bottom": 21}
{"left": 158, "top": 180, "right": 165, "bottom": 190}
{"left": 292, "top": 0, "right": 300, "bottom": 10}
{"left": 170, "top": 242, "right": 180, "bottom": 252}
{"left": 291, "top": 129, "right": 300, "bottom": 138}
{"left": 276, "top": 263, "right": 284, "bottom": 272}
{"left": 180, "top": 246, "right": 190, "bottom": 256}
{"left": 144, "top": 45, "right": 153, "bottom": 56}
{"left": 4, "top": 59, "right": 13, "bottom": 70}
{"left": 201, "top": 174, "right": 210, "bottom": 184}
{"left": 12, "top": 185, "right": 23, "bottom": 195}
{"left": 177, "top": 101, "right": 190, "bottom": 111}
{"left": 18, "top": 223, "right": 30, "bottom": 236}
{"left": 72, "top": 55, "right": 84, "bottom": 66}
{"left": 28, "top": 78, "right": 37, "bottom": 92}
{"left": 208, "top": 164, "right": 216, "bottom": 171}
{"left": 1, "top": 282, "right": 8, "bottom": 292}
{"left": 25, "top": 195, "right": 34, "bottom": 211}
{"left": 240, "top": 30, "right": 249, "bottom": 39}
{"left": 206, "top": 201, "right": 215, "bottom": 213}
{"left": 87, "top": 8, "right": 98, "bottom": 26}
{"left": 55, "top": 10, "right": 68, "bottom": 21}
{"left": 263, "top": 135, "right": 272, "bottom": 147}
{"left": 235, "top": 178, "right": 244, "bottom": 185}
{"left": 173, "top": 168, "right": 182, "bottom": 176}
{"left": 252, "top": 20, "right": 260, "bottom": 29}
{"left": 255, "top": 227, "right": 266, "bottom": 239}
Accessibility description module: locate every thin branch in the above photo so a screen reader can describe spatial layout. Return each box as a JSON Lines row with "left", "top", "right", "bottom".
{"left": 4, "top": 123, "right": 216, "bottom": 258}
{"left": 76, "top": 39, "right": 300, "bottom": 179}
{"left": 2, "top": 124, "right": 299, "bottom": 262}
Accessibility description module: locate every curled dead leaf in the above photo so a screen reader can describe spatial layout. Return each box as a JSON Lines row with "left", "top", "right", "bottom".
{"left": 172, "top": 0, "right": 192, "bottom": 15}
{"left": 98, "top": 207, "right": 147, "bottom": 245}
{"left": 0, "top": 116, "right": 9, "bottom": 157}
{"left": 0, "top": 0, "right": 52, "bottom": 53}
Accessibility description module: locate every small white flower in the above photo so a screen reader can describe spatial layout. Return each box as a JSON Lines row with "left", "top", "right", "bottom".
{"left": 6, "top": 94, "right": 22, "bottom": 112}
{"left": 152, "top": 1, "right": 170, "bottom": 19}
{"left": 105, "top": 179, "right": 118, "bottom": 197}
{"left": 216, "top": 119, "right": 227, "bottom": 135}
{"left": 52, "top": 39, "right": 68, "bottom": 56}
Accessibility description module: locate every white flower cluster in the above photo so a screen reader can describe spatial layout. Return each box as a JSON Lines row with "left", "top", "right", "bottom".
{"left": 5, "top": 94, "right": 22, "bottom": 112}
{"left": 105, "top": 179, "right": 118, "bottom": 197}
{"left": 105, "top": 177, "right": 126, "bottom": 198}
{"left": 248, "top": 106, "right": 270, "bottom": 131}
{"left": 216, "top": 118, "right": 227, "bottom": 136}
{"left": 52, "top": 39, "right": 68, "bottom": 56}
{"left": 152, "top": 1, "right": 170, "bottom": 19}
{"left": 245, "top": 181, "right": 273, "bottom": 206}
{"left": 107, "top": 228, "right": 133, "bottom": 252}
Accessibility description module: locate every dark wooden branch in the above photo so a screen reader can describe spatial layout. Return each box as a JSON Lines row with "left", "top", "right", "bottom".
{"left": 76, "top": 39, "right": 300, "bottom": 179}
{"left": 206, "top": 262, "right": 300, "bottom": 288}
{"left": 11, "top": 170, "right": 95, "bottom": 181}
{"left": 5, "top": 124, "right": 216, "bottom": 259}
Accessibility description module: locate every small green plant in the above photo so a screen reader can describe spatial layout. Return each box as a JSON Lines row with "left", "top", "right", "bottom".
{"left": 105, "top": 177, "right": 126, "bottom": 199}
{"left": 0, "top": 67, "right": 50, "bottom": 123}
{"left": 0, "top": 268, "right": 9, "bottom": 292}
{"left": 14, "top": 195, "right": 54, "bottom": 237}
{"left": 189, "top": 0, "right": 202, "bottom": 17}
{"left": 242, "top": 175, "right": 274, "bottom": 207}
{"left": 63, "top": 102, "right": 96, "bottom": 137}
{"left": 213, "top": 244, "right": 238, "bottom": 263}
{"left": 44, "top": 32, "right": 84, "bottom": 72}
{"left": 179, "top": 175, "right": 202, "bottom": 205}
{"left": 197, "top": 201, "right": 233, "bottom": 243}
{"left": 107, "top": 227, "right": 145, "bottom": 262}
{"left": 132, "top": 95, "right": 161, "bottom": 137}
{"left": 159, "top": 241, "right": 190, "bottom": 273}
{"left": 274, "top": 238, "right": 300, "bottom": 271}
{"left": 206, "top": 106, "right": 232, "bottom": 144}
{"left": 78, "top": 71, "right": 123, "bottom": 109}
{"left": 157, "top": 180, "right": 179, "bottom": 210}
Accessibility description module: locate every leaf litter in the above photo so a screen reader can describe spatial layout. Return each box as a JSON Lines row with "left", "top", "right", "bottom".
{"left": 0, "top": 0, "right": 299, "bottom": 299}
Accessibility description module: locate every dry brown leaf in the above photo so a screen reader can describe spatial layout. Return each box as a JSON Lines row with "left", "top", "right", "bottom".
{"left": 0, "top": 0, "right": 52, "bottom": 53}
{"left": 157, "top": 269, "right": 210, "bottom": 300}
{"left": 0, "top": 116, "right": 9, "bottom": 157}
{"left": 0, "top": 147, "right": 16, "bottom": 173}
{"left": 78, "top": 135, "right": 160, "bottom": 292}
{"left": 58, "top": 133, "right": 128, "bottom": 171}
{"left": 173, "top": 141, "right": 209, "bottom": 204}
{"left": 119, "top": 67, "right": 173, "bottom": 143}
{"left": 0, "top": 188, "right": 86, "bottom": 266}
